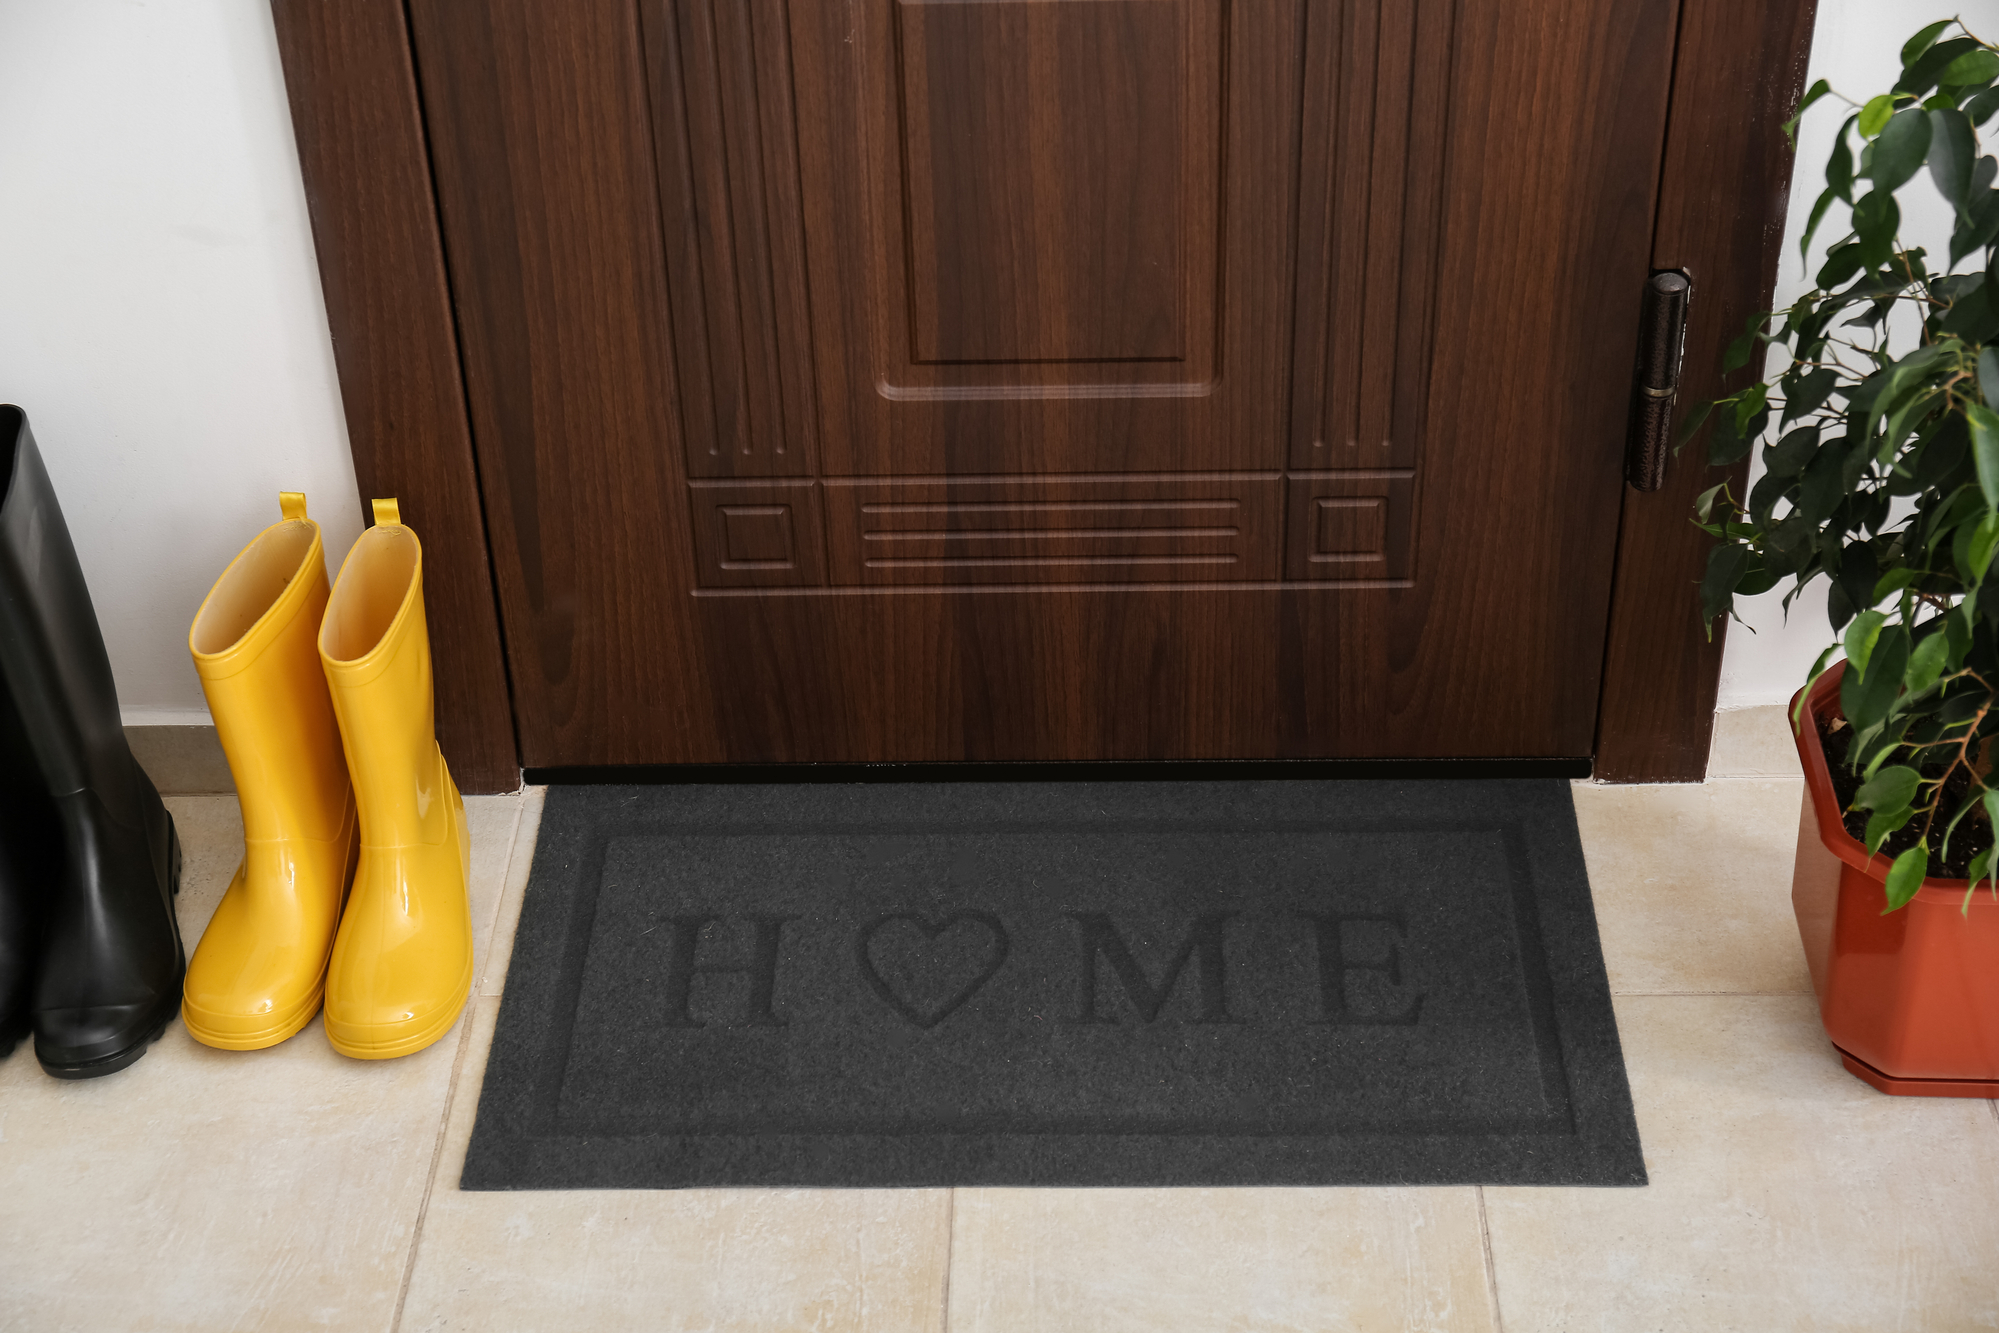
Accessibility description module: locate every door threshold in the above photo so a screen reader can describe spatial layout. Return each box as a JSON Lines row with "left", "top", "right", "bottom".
{"left": 524, "top": 757, "right": 1594, "bottom": 786}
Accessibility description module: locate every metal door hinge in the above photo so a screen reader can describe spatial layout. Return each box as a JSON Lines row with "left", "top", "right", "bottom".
{"left": 1625, "top": 270, "right": 1691, "bottom": 492}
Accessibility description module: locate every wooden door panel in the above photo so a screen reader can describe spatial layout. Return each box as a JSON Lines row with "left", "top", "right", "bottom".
{"left": 410, "top": 0, "right": 1678, "bottom": 767}
{"left": 1291, "top": 0, "right": 1453, "bottom": 473}
{"left": 788, "top": 0, "right": 1291, "bottom": 477}
{"left": 644, "top": 0, "right": 819, "bottom": 479}
{"left": 898, "top": 0, "right": 1203, "bottom": 368}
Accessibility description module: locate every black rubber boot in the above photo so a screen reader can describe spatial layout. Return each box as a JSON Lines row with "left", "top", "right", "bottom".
{"left": 0, "top": 680, "right": 60, "bottom": 1059}
{"left": 0, "top": 406, "right": 183, "bottom": 1078}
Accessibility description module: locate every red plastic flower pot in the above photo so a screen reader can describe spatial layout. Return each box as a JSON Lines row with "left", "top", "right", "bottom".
{"left": 1791, "top": 665, "right": 1999, "bottom": 1096}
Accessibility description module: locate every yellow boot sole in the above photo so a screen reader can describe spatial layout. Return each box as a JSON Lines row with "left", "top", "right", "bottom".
{"left": 181, "top": 980, "right": 325, "bottom": 1052}
{"left": 323, "top": 958, "right": 472, "bottom": 1059}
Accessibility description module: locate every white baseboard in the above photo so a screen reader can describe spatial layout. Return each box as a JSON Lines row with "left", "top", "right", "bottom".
{"left": 125, "top": 724, "right": 232, "bottom": 795}
{"left": 121, "top": 706, "right": 215, "bottom": 728}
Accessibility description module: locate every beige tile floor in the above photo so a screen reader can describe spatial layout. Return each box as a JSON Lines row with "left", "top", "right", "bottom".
{"left": 5, "top": 714, "right": 1999, "bottom": 1331}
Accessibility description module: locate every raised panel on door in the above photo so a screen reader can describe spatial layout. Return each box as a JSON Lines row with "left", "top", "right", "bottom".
{"left": 786, "top": 0, "right": 1294, "bottom": 479}
{"left": 897, "top": 0, "right": 1201, "bottom": 370}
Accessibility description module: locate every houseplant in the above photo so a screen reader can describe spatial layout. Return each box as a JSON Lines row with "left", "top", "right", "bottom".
{"left": 1692, "top": 17, "right": 1999, "bottom": 1094}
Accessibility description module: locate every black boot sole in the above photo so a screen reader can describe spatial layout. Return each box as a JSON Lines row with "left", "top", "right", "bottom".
{"left": 35, "top": 815, "right": 185, "bottom": 1081}
{"left": 0, "top": 1010, "right": 29, "bottom": 1060}
{"left": 36, "top": 996, "right": 179, "bottom": 1079}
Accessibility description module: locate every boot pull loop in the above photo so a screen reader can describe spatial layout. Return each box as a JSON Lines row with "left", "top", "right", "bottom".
{"left": 372, "top": 498, "right": 402, "bottom": 528}
{"left": 279, "top": 492, "right": 308, "bottom": 522}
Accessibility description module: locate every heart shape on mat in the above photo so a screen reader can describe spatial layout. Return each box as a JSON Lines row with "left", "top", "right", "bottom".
{"left": 856, "top": 911, "right": 1010, "bottom": 1030}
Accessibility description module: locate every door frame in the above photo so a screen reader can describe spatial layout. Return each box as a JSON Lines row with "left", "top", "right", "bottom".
{"left": 269, "top": 0, "right": 1818, "bottom": 792}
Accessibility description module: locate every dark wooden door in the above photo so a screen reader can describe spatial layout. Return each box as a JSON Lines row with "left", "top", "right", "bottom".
{"left": 407, "top": 0, "right": 1677, "bottom": 767}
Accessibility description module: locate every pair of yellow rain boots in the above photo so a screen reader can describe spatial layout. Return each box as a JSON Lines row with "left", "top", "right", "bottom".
{"left": 179, "top": 494, "right": 471, "bottom": 1059}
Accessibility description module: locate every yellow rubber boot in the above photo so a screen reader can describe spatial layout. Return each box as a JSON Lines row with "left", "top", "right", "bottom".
{"left": 318, "top": 499, "right": 472, "bottom": 1059}
{"left": 183, "top": 493, "right": 359, "bottom": 1050}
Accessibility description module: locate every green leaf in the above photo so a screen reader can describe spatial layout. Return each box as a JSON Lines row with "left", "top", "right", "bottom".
{"left": 1844, "top": 626, "right": 1911, "bottom": 732}
{"left": 1873, "top": 107, "right": 1934, "bottom": 193}
{"left": 1950, "top": 189, "right": 1999, "bottom": 266}
{"left": 1693, "top": 481, "right": 1726, "bottom": 523}
{"left": 1905, "top": 630, "right": 1951, "bottom": 696}
{"left": 1793, "top": 645, "right": 1844, "bottom": 733}
{"left": 1733, "top": 381, "right": 1769, "bottom": 437}
{"left": 1903, "top": 20, "right": 1956, "bottom": 69}
{"left": 1707, "top": 411, "right": 1754, "bottom": 466}
{"left": 1829, "top": 118, "right": 1859, "bottom": 201}
{"left": 1981, "top": 804, "right": 1999, "bottom": 904}
{"left": 1817, "top": 241, "right": 1868, "bottom": 290}
{"left": 1865, "top": 806, "right": 1915, "bottom": 855}
{"left": 1903, "top": 38, "right": 1983, "bottom": 98}
{"left": 1843, "top": 608, "right": 1888, "bottom": 678}
{"left": 1854, "top": 763, "right": 1923, "bottom": 812}
{"left": 1785, "top": 78, "right": 1833, "bottom": 147}
{"left": 1942, "top": 278, "right": 1999, "bottom": 343}
{"left": 1883, "top": 847, "right": 1929, "bottom": 912}
{"left": 1800, "top": 187, "right": 1838, "bottom": 264}
{"left": 1970, "top": 513, "right": 1999, "bottom": 582}
{"left": 1859, "top": 94, "right": 1897, "bottom": 138}
{"left": 1943, "top": 48, "right": 1999, "bottom": 88}
{"left": 1971, "top": 403, "right": 1999, "bottom": 508}
{"left": 1944, "top": 786, "right": 1984, "bottom": 857}
{"left": 1967, "top": 849, "right": 1994, "bottom": 913}
{"left": 1878, "top": 386, "right": 1940, "bottom": 463}
{"left": 1865, "top": 343, "right": 1948, "bottom": 438}
{"left": 1873, "top": 567, "right": 1917, "bottom": 601}
{"left": 1675, "top": 398, "right": 1714, "bottom": 451}
{"left": 1929, "top": 108, "right": 1978, "bottom": 212}
{"left": 1723, "top": 331, "right": 1757, "bottom": 373}
{"left": 1980, "top": 346, "right": 1999, "bottom": 409}
{"left": 1969, "top": 86, "right": 1999, "bottom": 126}
{"left": 1765, "top": 425, "right": 1822, "bottom": 478}
{"left": 1782, "top": 368, "right": 1840, "bottom": 424}
{"left": 1796, "top": 443, "right": 1849, "bottom": 523}
{"left": 1948, "top": 600, "right": 1974, "bottom": 666}
{"left": 1852, "top": 191, "right": 1901, "bottom": 270}
{"left": 1699, "top": 542, "right": 1750, "bottom": 626}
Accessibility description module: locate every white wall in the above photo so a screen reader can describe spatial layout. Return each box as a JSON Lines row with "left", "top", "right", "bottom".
{"left": 0, "top": 1, "right": 360, "bottom": 726}
{"left": 1716, "top": 0, "right": 1999, "bottom": 707}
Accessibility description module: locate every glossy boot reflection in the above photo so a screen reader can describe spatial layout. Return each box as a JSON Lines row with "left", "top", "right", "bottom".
{"left": 182, "top": 493, "right": 358, "bottom": 1049}
{"left": 318, "top": 499, "right": 471, "bottom": 1059}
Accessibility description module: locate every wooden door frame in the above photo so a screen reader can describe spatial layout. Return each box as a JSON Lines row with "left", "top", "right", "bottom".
{"left": 269, "top": 0, "right": 1817, "bottom": 790}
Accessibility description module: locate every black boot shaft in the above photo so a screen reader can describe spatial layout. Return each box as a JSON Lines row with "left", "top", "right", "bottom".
{"left": 0, "top": 406, "right": 183, "bottom": 1077}
{"left": 0, "top": 682, "right": 58, "bottom": 1054}
{"left": 0, "top": 405, "right": 140, "bottom": 807}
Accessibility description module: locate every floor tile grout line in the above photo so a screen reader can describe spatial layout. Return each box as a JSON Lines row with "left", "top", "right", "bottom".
{"left": 939, "top": 1188, "right": 957, "bottom": 1333}
{"left": 487, "top": 793, "right": 528, "bottom": 944}
{"left": 390, "top": 790, "right": 521, "bottom": 1332}
{"left": 389, "top": 998, "right": 481, "bottom": 1332}
{"left": 1475, "top": 1186, "right": 1506, "bottom": 1333}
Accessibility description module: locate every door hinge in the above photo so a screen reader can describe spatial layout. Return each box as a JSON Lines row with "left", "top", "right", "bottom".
{"left": 1625, "top": 269, "right": 1691, "bottom": 492}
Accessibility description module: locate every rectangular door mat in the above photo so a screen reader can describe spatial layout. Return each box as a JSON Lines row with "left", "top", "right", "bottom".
{"left": 463, "top": 780, "right": 1645, "bottom": 1189}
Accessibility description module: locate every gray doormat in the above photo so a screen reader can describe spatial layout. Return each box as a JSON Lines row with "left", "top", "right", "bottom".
{"left": 463, "top": 780, "right": 1645, "bottom": 1188}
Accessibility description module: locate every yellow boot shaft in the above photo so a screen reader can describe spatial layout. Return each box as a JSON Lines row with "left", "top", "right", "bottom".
{"left": 319, "top": 501, "right": 472, "bottom": 1060}
{"left": 182, "top": 493, "right": 357, "bottom": 1050}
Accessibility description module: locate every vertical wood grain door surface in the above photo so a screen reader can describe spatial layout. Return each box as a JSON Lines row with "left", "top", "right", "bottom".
{"left": 408, "top": 0, "right": 1677, "bottom": 767}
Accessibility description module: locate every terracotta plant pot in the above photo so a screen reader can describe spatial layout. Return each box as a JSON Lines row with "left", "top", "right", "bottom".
{"left": 1790, "top": 665, "right": 1999, "bottom": 1096}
